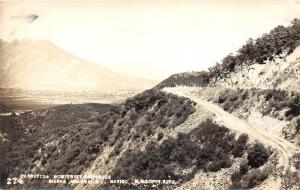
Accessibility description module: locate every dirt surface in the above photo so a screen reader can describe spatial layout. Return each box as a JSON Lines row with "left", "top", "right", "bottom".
{"left": 164, "top": 87, "right": 299, "bottom": 172}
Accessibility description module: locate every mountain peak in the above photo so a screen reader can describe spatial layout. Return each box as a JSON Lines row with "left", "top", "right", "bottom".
{"left": 0, "top": 39, "right": 156, "bottom": 91}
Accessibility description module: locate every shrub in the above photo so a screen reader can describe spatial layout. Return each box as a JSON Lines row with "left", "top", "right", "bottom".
{"left": 231, "top": 165, "right": 268, "bottom": 189}
{"left": 281, "top": 169, "right": 300, "bottom": 189}
{"left": 247, "top": 142, "right": 270, "bottom": 168}
{"left": 231, "top": 170, "right": 243, "bottom": 188}
{"left": 292, "top": 153, "right": 300, "bottom": 169}
{"left": 295, "top": 118, "right": 300, "bottom": 133}
{"left": 207, "top": 158, "right": 233, "bottom": 172}
{"left": 239, "top": 160, "right": 249, "bottom": 174}
{"left": 157, "top": 132, "right": 164, "bottom": 141}
{"left": 215, "top": 89, "right": 248, "bottom": 113}
{"left": 233, "top": 134, "right": 249, "bottom": 157}
{"left": 240, "top": 169, "right": 268, "bottom": 188}
{"left": 262, "top": 89, "right": 300, "bottom": 120}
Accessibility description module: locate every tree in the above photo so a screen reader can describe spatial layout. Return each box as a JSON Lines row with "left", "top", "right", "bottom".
{"left": 247, "top": 142, "right": 270, "bottom": 168}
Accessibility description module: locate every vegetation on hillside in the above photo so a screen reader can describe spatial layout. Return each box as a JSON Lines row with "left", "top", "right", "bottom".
{"left": 0, "top": 114, "right": 29, "bottom": 186}
{"left": 1, "top": 91, "right": 273, "bottom": 189}
{"left": 0, "top": 89, "right": 195, "bottom": 188}
{"left": 0, "top": 103, "right": 113, "bottom": 188}
{"left": 210, "top": 88, "right": 300, "bottom": 142}
{"left": 157, "top": 19, "right": 300, "bottom": 88}
{"left": 109, "top": 119, "right": 271, "bottom": 189}
{"left": 0, "top": 103, "right": 10, "bottom": 113}
{"left": 214, "top": 88, "right": 300, "bottom": 120}
{"left": 106, "top": 89, "right": 195, "bottom": 160}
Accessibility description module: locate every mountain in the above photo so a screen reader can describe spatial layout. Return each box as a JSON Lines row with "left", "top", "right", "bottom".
{"left": 0, "top": 39, "right": 156, "bottom": 91}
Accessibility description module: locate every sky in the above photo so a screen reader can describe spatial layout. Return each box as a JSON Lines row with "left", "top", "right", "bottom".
{"left": 0, "top": 0, "right": 300, "bottom": 80}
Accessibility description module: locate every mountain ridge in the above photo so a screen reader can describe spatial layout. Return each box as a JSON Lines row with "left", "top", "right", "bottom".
{"left": 0, "top": 39, "right": 156, "bottom": 91}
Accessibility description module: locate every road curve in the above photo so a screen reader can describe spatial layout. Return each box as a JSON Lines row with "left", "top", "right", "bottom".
{"left": 164, "top": 87, "right": 299, "bottom": 172}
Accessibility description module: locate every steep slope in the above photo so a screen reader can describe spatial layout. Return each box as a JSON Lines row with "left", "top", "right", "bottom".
{"left": 0, "top": 90, "right": 196, "bottom": 189}
{"left": 0, "top": 39, "right": 156, "bottom": 91}
{"left": 164, "top": 87, "right": 300, "bottom": 189}
{"left": 211, "top": 47, "right": 300, "bottom": 91}
{"left": 157, "top": 46, "right": 300, "bottom": 91}
{"left": 1, "top": 89, "right": 273, "bottom": 190}
{"left": 156, "top": 19, "right": 300, "bottom": 145}
{"left": 156, "top": 19, "right": 300, "bottom": 189}
{"left": 164, "top": 87, "right": 298, "bottom": 171}
{"left": 0, "top": 103, "right": 10, "bottom": 113}
{"left": 157, "top": 19, "right": 300, "bottom": 90}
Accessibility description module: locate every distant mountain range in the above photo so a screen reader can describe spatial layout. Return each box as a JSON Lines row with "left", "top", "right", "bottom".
{"left": 0, "top": 39, "right": 156, "bottom": 91}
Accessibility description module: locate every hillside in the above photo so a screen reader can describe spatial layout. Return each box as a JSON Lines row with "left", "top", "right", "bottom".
{"left": 156, "top": 19, "right": 300, "bottom": 189}
{"left": 157, "top": 47, "right": 300, "bottom": 92}
{"left": 157, "top": 19, "right": 300, "bottom": 143}
{"left": 0, "top": 103, "right": 10, "bottom": 113}
{"left": 0, "top": 90, "right": 197, "bottom": 188}
{"left": 0, "top": 39, "right": 156, "bottom": 91}
{"left": 1, "top": 90, "right": 275, "bottom": 190}
{"left": 164, "top": 87, "right": 299, "bottom": 189}
{"left": 156, "top": 19, "right": 300, "bottom": 145}
{"left": 209, "top": 47, "right": 300, "bottom": 92}
{"left": 157, "top": 19, "right": 300, "bottom": 90}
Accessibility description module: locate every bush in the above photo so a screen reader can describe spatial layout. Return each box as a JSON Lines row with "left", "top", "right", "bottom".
{"left": 157, "top": 132, "right": 164, "bottom": 141}
{"left": 240, "top": 160, "right": 249, "bottom": 174}
{"left": 216, "top": 89, "right": 249, "bottom": 113}
{"left": 231, "top": 170, "right": 243, "bottom": 188}
{"left": 233, "top": 134, "right": 249, "bottom": 157}
{"left": 262, "top": 89, "right": 300, "bottom": 120}
{"left": 247, "top": 142, "right": 270, "bottom": 168}
{"left": 281, "top": 169, "right": 300, "bottom": 189}
{"left": 292, "top": 153, "right": 300, "bottom": 169}
{"left": 156, "top": 71, "right": 211, "bottom": 89}
{"left": 240, "top": 169, "right": 268, "bottom": 188}
{"left": 295, "top": 118, "right": 300, "bottom": 133}
{"left": 231, "top": 164, "right": 268, "bottom": 189}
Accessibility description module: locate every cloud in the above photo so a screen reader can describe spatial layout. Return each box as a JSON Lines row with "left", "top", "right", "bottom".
{"left": 11, "top": 14, "right": 38, "bottom": 23}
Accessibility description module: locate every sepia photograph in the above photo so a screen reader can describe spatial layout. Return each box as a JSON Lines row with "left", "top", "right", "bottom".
{"left": 0, "top": 0, "right": 300, "bottom": 189}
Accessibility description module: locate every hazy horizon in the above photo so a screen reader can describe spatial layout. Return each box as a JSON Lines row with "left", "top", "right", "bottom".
{"left": 1, "top": 0, "right": 300, "bottom": 80}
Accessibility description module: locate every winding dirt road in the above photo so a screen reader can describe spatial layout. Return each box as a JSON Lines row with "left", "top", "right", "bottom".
{"left": 164, "top": 87, "right": 299, "bottom": 172}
